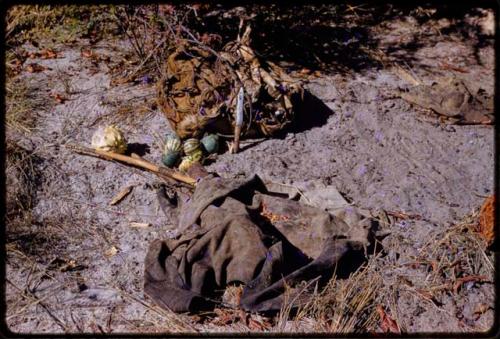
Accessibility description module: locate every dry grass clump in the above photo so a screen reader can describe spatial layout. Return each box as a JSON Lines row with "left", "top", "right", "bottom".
{"left": 5, "top": 77, "right": 48, "bottom": 134}
{"left": 277, "top": 256, "right": 383, "bottom": 333}
{"left": 5, "top": 141, "right": 41, "bottom": 231}
{"left": 6, "top": 215, "right": 74, "bottom": 263}
{"left": 410, "top": 211, "right": 494, "bottom": 305}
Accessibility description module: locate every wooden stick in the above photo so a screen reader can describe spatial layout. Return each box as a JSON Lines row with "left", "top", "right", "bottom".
{"left": 232, "top": 125, "right": 242, "bottom": 154}
{"left": 66, "top": 143, "right": 197, "bottom": 186}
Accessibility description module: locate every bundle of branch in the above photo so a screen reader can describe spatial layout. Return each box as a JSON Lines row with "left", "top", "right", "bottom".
{"left": 157, "top": 25, "right": 304, "bottom": 143}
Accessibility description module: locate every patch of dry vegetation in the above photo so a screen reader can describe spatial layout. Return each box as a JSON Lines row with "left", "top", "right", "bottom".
{"left": 5, "top": 77, "right": 47, "bottom": 134}
{"left": 201, "top": 208, "right": 494, "bottom": 334}
{"left": 6, "top": 5, "right": 116, "bottom": 46}
{"left": 190, "top": 254, "right": 384, "bottom": 333}
{"left": 276, "top": 254, "right": 382, "bottom": 333}
{"left": 5, "top": 141, "right": 41, "bottom": 231}
{"left": 414, "top": 212, "right": 494, "bottom": 302}
{"left": 5, "top": 4, "right": 202, "bottom": 129}
{"left": 106, "top": 5, "right": 201, "bottom": 82}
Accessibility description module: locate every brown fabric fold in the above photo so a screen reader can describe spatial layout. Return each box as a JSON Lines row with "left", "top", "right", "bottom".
{"left": 144, "top": 175, "right": 372, "bottom": 313}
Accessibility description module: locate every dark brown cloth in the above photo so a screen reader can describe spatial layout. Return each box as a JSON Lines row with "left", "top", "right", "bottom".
{"left": 144, "top": 175, "right": 372, "bottom": 313}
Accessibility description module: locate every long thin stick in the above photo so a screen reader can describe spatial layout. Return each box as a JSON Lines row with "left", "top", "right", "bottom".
{"left": 66, "top": 143, "right": 196, "bottom": 186}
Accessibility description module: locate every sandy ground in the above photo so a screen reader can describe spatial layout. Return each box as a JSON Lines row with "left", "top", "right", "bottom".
{"left": 5, "top": 6, "right": 496, "bottom": 334}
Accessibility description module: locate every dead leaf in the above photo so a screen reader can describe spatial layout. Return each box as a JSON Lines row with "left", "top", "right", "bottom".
{"left": 54, "top": 95, "right": 66, "bottom": 104}
{"left": 376, "top": 305, "right": 400, "bottom": 333}
{"left": 212, "top": 308, "right": 235, "bottom": 325}
{"left": 104, "top": 246, "right": 118, "bottom": 257}
{"left": 25, "top": 63, "right": 46, "bottom": 73}
{"left": 81, "top": 49, "right": 93, "bottom": 58}
{"left": 49, "top": 93, "right": 67, "bottom": 104}
{"left": 260, "top": 202, "right": 290, "bottom": 223}
{"left": 129, "top": 222, "right": 151, "bottom": 228}
{"left": 386, "top": 210, "right": 422, "bottom": 220}
{"left": 40, "top": 48, "right": 59, "bottom": 59}
{"left": 478, "top": 195, "right": 494, "bottom": 246}
{"left": 248, "top": 315, "right": 272, "bottom": 331}
{"left": 109, "top": 185, "right": 134, "bottom": 205}
{"left": 473, "top": 303, "right": 490, "bottom": 319}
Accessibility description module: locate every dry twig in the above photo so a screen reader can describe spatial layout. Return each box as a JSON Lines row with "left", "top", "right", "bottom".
{"left": 66, "top": 143, "right": 196, "bottom": 186}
